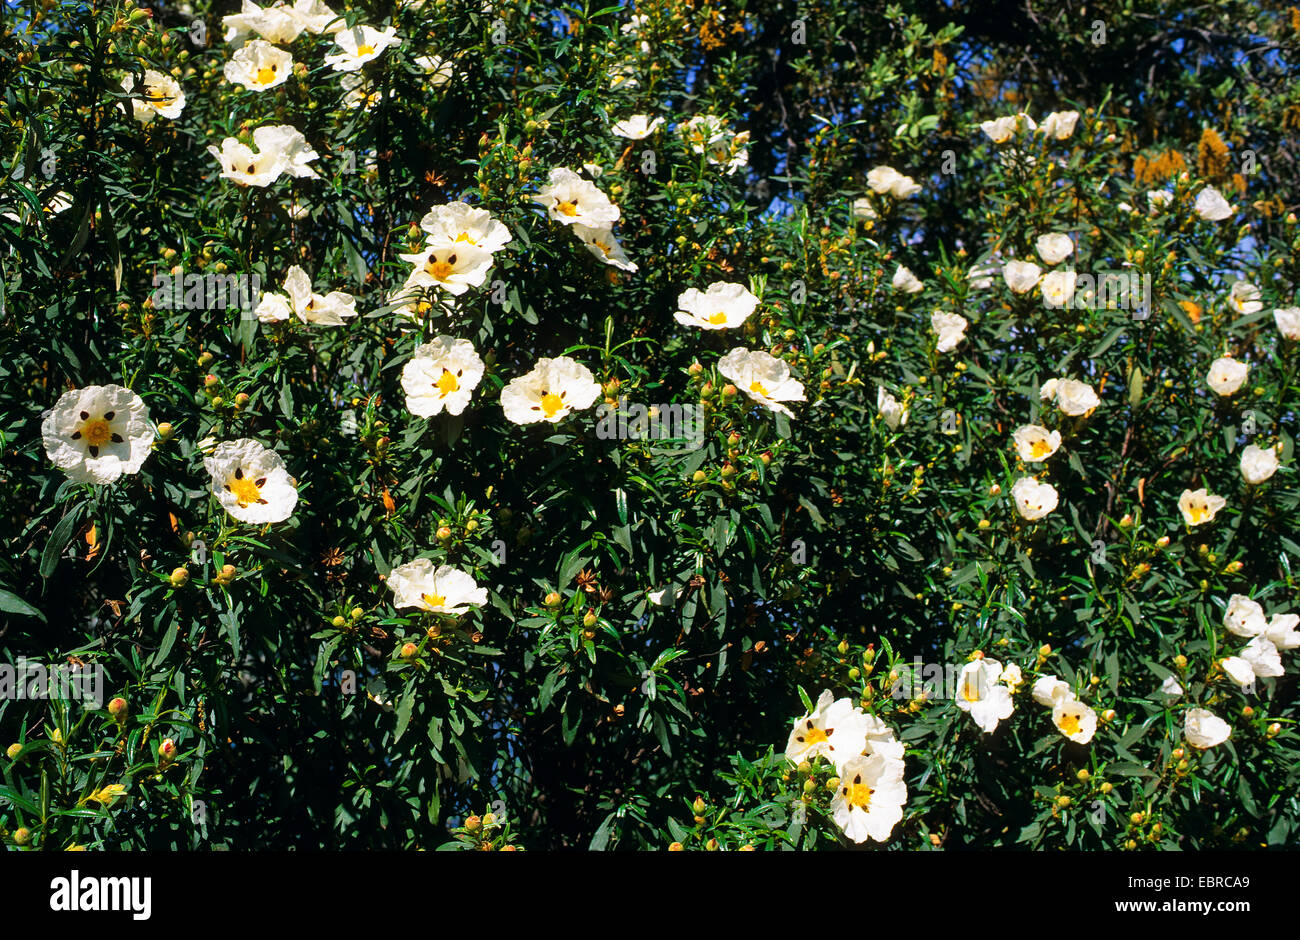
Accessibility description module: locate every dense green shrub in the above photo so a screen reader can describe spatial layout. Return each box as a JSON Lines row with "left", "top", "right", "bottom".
{"left": 1, "top": 0, "right": 1298, "bottom": 850}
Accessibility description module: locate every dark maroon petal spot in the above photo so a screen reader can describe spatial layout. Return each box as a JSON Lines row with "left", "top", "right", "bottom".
{"left": 235, "top": 467, "right": 244, "bottom": 479}
{"left": 71, "top": 431, "right": 82, "bottom": 439}
{"left": 104, "top": 411, "right": 115, "bottom": 421}
{"left": 255, "top": 477, "right": 266, "bottom": 487}
{"left": 111, "top": 433, "right": 123, "bottom": 443}
{"left": 88, "top": 445, "right": 99, "bottom": 458}
{"left": 80, "top": 411, "right": 89, "bottom": 420}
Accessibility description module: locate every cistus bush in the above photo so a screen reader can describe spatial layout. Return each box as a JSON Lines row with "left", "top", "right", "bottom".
{"left": 0, "top": 0, "right": 1297, "bottom": 850}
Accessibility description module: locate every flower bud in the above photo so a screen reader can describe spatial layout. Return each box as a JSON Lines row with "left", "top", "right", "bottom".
{"left": 13, "top": 827, "right": 31, "bottom": 845}
{"left": 169, "top": 566, "right": 189, "bottom": 587}
{"left": 465, "top": 815, "right": 482, "bottom": 831}
{"left": 582, "top": 611, "right": 598, "bottom": 628}
{"left": 1267, "top": 722, "right": 1281, "bottom": 737}
{"left": 482, "top": 812, "right": 498, "bottom": 828}
{"left": 108, "top": 697, "right": 128, "bottom": 722}
{"left": 5, "top": 743, "right": 22, "bottom": 761}
{"left": 1173, "top": 654, "right": 1188, "bottom": 670}
{"left": 668, "top": 841, "right": 684, "bottom": 851}
{"left": 156, "top": 422, "right": 174, "bottom": 440}
{"left": 158, "top": 738, "right": 178, "bottom": 762}
{"left": 1130, "top": 811, "right": 1144, "bottom": 825}
{"left": 692, "top": 796, "right": 706, "bottom": 815}
{"left": 399, "top": 642, "right": 418, "bottom": 660}
{"left": 544, "top": 592, "right": 562, "bottom": 608}
{"left": 1056, "top": 795, "right": 1071, "bottom": 808}
{"left": 350, "top": 607, "right": 364, "bottom": 620}
{"left": 331, "top": 615, "right": 347, "bottom": 628}
{"left": 1155, "top": 535, "right": 1170, "bottom": 549}
{"left": 1101, "top": 709, "right": 1116, "bottom": 722}
{"left": 436, "top": 525, "right": 453, "bottom": 541}
{"left": 1076, "top": 769, "right": 1090, "bottom": 782}
{"left": 1100, "top": 782, "right": 1113, "bottom": 794}
{"left": 203, "top": 373, "right": 219, "bottom": 389}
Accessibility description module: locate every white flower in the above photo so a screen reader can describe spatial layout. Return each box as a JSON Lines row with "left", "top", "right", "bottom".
{"left": 1052, "top": 695, "right": 1097, "bottom": 744}
{"left": 398, "top": 242, "right": 495, "bottom": 295}
{"left": 41, "top": 385, "right": 154, "bottom": 484}
{"left": 1220, "top": 637, "right": 1282, "bottom": 688}
{"left": 1274, "top": 306, "right": 1300, "bottom": 341}
{"left": 1194, "top": 186, "right": 1235, "bottom": 222}
{"left": 223, "top": 39, "right": 294, "bottom": 91}
{"left": 1206, "top": 356, "right": 1249, "bottom": 396}
{"left": 415, "top": 54, "right": 454, "bottom": 87}
{"left": 204, "top": 438, "right": 298, "bottom": 524}
{"left": 784, "top": 690, "right": 872, "bottom": 769}
{"left": 288, "top": 0, "right": 342, "bottom": 35}
{"left": 386, "top": 558, "right": 487, "bottom": 615}
{"left": 401, "top": 336, "right": 484, "bottom": 418}
{"left": 260, "top": 265, "right": 355, "bottom": 325}
{"left": 1041, "top": 269, "right": 1077, "bottom": 308}
{"left": 1147, "top": 190, "right": 1174, "bottom": 213}
{"left": 1011, "top": 477, "right": 1059, "bottom": 520}
{"left": 967, "top": 262, "right": 996, "bottom": 290}
{"left": 1178, "top": 488, "right": 1226, "bottom": 527}
{"left": 1032, "top": 675, "right": 1070, "bottom": 707}
{"left": 931, "top": 311, "right": 968, "bottom": 353}
{"left": 1160, "top": 676, "right": 1184, "bottom": 699}
{"left": 1035, "top": 233, "right": 1074, "bottom": 265}
{"left": 1227, "top": 281, "right": 1262, "bottom": 316}
{"left": 1039, "top": 110, "right": 1079, "bottom": 140}
{"left": 892, "top": 264, "right": 923, "bottom": 294}
{"left": 1013, "top": 425, "right": 1061, "bottom": 462}
{"left": 573, "top": 224, "right": 637, "bottom": 272}
{"left": 647, "top": 589, "right": 666, "bottom": 606}
{"left": 999, "top": 663, "right": 1024, "bottom": 690}
{"left": 222, "top": 0, "right": 306, "bottom": 44}
{"left": 866, "top": 165, "right": 920, "bottom": 199}
{"left": 1240, "top": 443, "right": 1279, "bottom": 485}
{"left": 532, "top": 167, "right": 620, "bottom": 228}
{"left": 851, "top": 197, "right": 877, "bottom": 220}
{"left": 674, "top": 282, "right": 759, "bottom": 330}
{"left": 121, "top": 70, "right": 186, "bottom": 123}
{"left": 718, "top": 348, "right": 806, "bottom": 418}
{"left": 611, "top": 114, "right": 664, "bottom": 139}
{"left": 1184, "top": 708, "right": 1231, "bottom": 748}
{"left": 678, "top": 116, "right": 749, "bottom": 174}
{"left": 831, "top": 753, "right": 907, "bottom": 843}
{"left": 955, "top": 660, "right": 1014, "bottom": 733}
{"left": 877, "top": 387, "right": 908, "bottom": 430}
{"left": 980, "top": 112, "right": 1035, "bottom": 143}
{"left": 254, "top": 292, "right": 292, "bottom": 323}
{"left": 500, "top": 356, "right": 601, "bottom": 424}
{"left": 1224, "top": 594, "right": 1268, "bottom": 638}
{"left": 324, "top": 25, "right": 401, "bottom": 72}
{"left": 339, "top": 72, "right": 384, "bottom": 110}
{"left": 1043, "top": 377, "right": 1100, "bottom": 416}
{"left": 419, "top": 201, "right": 512, "bottom": 254}
{"left": 1266, "top": 613, "right": 1300, "bottom": 650}
{"left": 1003, "top": 260, "right": 1042, "bottom": 294}
{"left": 208, "top": 124, "right": 319, "bottom": 187}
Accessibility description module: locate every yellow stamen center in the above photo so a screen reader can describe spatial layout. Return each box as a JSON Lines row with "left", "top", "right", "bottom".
{"left": 540, "top": 392, "right": 564, "bottom": 418}
{"left": 421, "top": 592, "right": 446, "bottom": 609}
{"left": 1188, "top": 502, "right": 1208, "bottom": 524}
{"left": 962, "top": 675, "right": 982, "bottom": 702}
{"left": 426, "top": 259, "right": 454, "bottom": 280}
{"left": 227, "top": 475, "right": 263, "bottom": 508}
{"left": 803, "top": 727, "right": 828, "bottom": 747}
{"left": 556, "top": 200, "right": 579, "bottom": 217}
{"left": 1030, "top": 439, "right": 1051, "bottom": 459}
{"left": 80, "top": 419, "right": 113, "bottom": 448}
{"left": 844, "top": 781, "right": 874, "bottom": 810}
{"left": 435, "top": 369, "right": 459, "bottom": 396}
{"left": 1058, "top": 712, "right": 1082, "bottom": 736}
{"left": 256, "top": 66, "right": 277, "bottom": 84}
{"left": 749, "top": 381, "right": 769, "bottom": 397}
{"left": 708, "top": 311, "right": 729, "bottom": 324}
{"left": 357, "top": 44, "right": 376, "bottom": 56}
